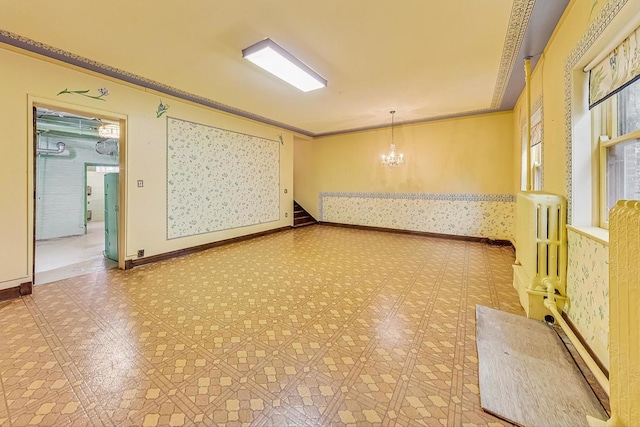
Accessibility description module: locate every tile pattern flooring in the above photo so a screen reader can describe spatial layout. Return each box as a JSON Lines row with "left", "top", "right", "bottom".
{"left": 0, "top": 225, "right": 524, "bottom": 426}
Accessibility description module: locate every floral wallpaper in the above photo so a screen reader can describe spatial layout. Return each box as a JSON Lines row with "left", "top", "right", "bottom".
{"left": 167, "top": 117, "right": 279, "bottom": 239}
{"left": 565, "top": 229, "right": 610, "bottom": 369}
{"left": 319, "top": 193, "right": 515, "bottom": 240}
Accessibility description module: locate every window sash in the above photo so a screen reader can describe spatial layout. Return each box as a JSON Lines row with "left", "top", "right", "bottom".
{"left": 599, "top": 128, "right": 640, "bottom": 227}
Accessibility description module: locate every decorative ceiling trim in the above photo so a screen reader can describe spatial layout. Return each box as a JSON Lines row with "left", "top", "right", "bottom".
{"left": 314, "top": 108, "right": 497, "bottom": 138}
{"left": 0, "top": 29, "right": 314, "bottom": 137}
{"left": 491, "top": 0, "right": 536, "bottom": 109}
{"left": 1, "top": 15, "right": 530, "bottom": 139}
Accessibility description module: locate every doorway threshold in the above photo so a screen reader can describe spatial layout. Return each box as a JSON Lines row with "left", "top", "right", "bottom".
{"left": 36, "top": 257, "right": 118, "bottom": 285}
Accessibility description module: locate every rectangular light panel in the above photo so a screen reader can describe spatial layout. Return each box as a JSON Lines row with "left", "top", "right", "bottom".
{"left": 242, "top": 38, "right": 327, "bottom": 92}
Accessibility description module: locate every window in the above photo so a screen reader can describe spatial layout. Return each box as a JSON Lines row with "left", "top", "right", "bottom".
{"left": 520, "top": 123, "right": 527, "bottom": 191}
{"left": 95, "top": 165, "right": 120, "bottom": 173}
{"left": 595, "top": 78, "right": 640, "bottom": 227}
{"left": 521, "top": 108, "right": 543, "bottom": 191}
{"left": 531, "top": 109, "right": 543, "bottom": 191}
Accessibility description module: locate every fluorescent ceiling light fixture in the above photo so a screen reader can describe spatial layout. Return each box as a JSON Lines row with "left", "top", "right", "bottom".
{"left": 242, "top": 38, "right": 327, "bottom": 92}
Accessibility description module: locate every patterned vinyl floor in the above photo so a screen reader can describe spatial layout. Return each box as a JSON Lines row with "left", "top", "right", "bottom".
{"left": 0, "top": 225, "right": 524, "bottom": 426}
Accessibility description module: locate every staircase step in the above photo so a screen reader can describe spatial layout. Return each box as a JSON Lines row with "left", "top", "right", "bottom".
{"left": 292, "top": 200, "right": 317, "bottom": 227}
{"left": 293, "top": 221, "right": 317, "bottom": 228}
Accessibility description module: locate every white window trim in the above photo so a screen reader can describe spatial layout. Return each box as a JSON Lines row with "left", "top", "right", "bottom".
{"left": 599, "top": 128, "right": 640, "bottom": 228}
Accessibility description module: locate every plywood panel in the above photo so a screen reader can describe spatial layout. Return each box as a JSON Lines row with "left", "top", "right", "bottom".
{"left": 476, "top": 305, "right": 607, "bottom": 426}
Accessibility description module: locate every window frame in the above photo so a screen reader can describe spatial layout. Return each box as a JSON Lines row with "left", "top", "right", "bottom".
{"left": 521, "top": 107, "right": 543, "bottom": 192}
{"left": 530, "top": 107, "right": 543, "bottom": 192}
{"left": 595, "top": 88, "right": 640, "bottom": 228}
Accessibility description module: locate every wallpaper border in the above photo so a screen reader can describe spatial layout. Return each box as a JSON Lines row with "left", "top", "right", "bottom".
{"left": 0, "top": 29, "right": 312, "bottom": 137}
{"left": 1, "top": 5, "right": 533, "bottom": 139}
{"left": 318, "top": 192, "right": 516, "bottom": 221}
{"left": 165, "top": 116, "right": 281, "bottom": 240}
{"left": 491, "top": 0, "right": 536, "bottom": 108}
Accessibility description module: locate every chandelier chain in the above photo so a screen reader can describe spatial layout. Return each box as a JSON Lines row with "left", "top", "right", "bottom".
{"left": 391, "top": 110, "right": 395, "bottom": 144}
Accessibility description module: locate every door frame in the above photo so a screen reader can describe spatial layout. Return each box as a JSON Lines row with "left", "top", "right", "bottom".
{"left": 29, "top": 95, "right": 128, "bottom": 275}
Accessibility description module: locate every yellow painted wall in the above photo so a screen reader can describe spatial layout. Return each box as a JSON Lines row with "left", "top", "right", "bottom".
{"left": 0, "top": 46, "right": 294, "bottom": 291}
{"left": 294, "top": 112, "right": 514, "bottom": 218}
{"left": 512, "top": 0, "right": 640, "bottom": 200}
{"left": 511, "top": 0, "right": 640, "bottom": 377}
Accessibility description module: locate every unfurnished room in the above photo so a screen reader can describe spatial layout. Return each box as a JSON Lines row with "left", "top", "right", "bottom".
{"left": 0, "top": 1, "right": 639, "bottom": 426}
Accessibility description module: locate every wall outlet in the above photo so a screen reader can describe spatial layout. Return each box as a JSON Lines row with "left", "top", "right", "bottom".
{"left": 137, "top": 249, "right": 144, "bottom": 257}
{"left": 137, "top": 180, "right": 144, "bottom": 187}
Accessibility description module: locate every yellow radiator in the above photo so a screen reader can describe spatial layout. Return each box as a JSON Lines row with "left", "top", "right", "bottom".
{"left": 512, "top": 192, "right": 567, "bottom": 320}
{"left": 607, "top": 200, "right": 640, "bottom": 426}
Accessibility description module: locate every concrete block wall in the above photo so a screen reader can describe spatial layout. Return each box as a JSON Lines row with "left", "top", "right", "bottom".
{"left": 35, "top": 135, "right": 118, "bottom": 240}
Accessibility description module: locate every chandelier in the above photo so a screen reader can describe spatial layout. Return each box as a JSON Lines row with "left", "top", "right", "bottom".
{"left": 381, "top": 110, "right": 404, "bottom": 167}
{"left": 98, "top": 123, "right": 120, "bottom": 139}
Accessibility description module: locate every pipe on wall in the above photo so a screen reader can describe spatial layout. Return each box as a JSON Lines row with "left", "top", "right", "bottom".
{"left": 543, "top": 278, "right": 610, "bottom": 396}
{"left": 36, "top": 117, "right": 100, "bottom": 138}
{"left": 36, "top": 141, "right": 66, "bottom": 154}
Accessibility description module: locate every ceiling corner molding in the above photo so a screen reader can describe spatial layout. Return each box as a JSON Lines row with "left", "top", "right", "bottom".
{"left": 314, "top": 108, "right": 497, "bottom": 138}
{"left": 491, "top": 0, "right": 536, "bottom": 108}
{"left": 0, "top": 29, "right": 314, "bottom": 137}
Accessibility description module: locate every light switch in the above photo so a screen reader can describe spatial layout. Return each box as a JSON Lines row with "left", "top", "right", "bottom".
{"left": 137, "top": 180, "right": 144, "bottom": 188}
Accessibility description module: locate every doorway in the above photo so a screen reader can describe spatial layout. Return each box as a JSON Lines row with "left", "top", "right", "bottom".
{"left": 33, "top": 105, "right": 123, "bottom": 285}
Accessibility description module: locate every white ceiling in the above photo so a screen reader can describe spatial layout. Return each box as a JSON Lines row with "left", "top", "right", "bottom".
{"left": 0, "top": 0, "right": 569, "bottom": 136}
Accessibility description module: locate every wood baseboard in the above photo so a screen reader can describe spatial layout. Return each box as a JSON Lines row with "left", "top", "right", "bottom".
{"left": 125, "top": 226, "right": 292, "bottom": 269}
{"left": 319, "top": 222, "right": 513, "bottom": 247}
{"left": 561, "top": 311, "right": 609, "bottom": 379}
{"left": 0, "top": 281, "right": 33, "bottom": 302}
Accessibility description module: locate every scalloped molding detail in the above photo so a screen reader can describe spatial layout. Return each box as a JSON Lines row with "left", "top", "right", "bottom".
{"left": 313, "top": 108, "right": 497, "bottom": 137}
{"left": 564, "top": 0, "right": 629, "bottom": 223}
{"left": 491, "top": 0, "right": 536, "bottom": 108}
{"left": 2, "top": 0, "right": 532, "bottom": 140}
{"left": 0, "top": 29, "right": 312, "bottom": 137}
{"left": 319, "top": 192, "right": 515, "bottom": 204}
